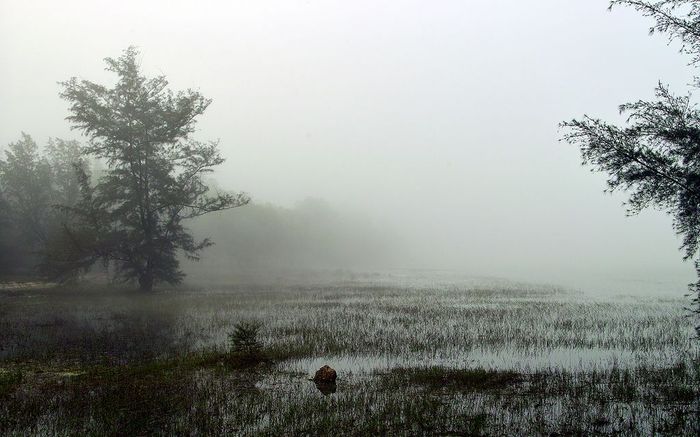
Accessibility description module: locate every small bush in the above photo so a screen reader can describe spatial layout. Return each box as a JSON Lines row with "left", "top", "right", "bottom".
{"left": 227, "top": 320, "right": 264, "bottom": 365}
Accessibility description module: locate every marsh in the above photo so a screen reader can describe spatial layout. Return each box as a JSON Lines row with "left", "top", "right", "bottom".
{"left": 1, "top": 272, "right": 697, "bottom": 435}
{"left": 3, "top": 1, "right": 700, "bottom": 435}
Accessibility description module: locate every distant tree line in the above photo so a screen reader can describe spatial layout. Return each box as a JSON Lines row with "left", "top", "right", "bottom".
{"left": 0, "top": 134, "right": 85, "bottom": 278}
{"left": 1, "top": 47, "right": 395, "bottom": 289}
{"left": 184, "top": 198, "right": 398, "bottom": 281}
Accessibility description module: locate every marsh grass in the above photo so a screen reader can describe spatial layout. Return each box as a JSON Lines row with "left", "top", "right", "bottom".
{"left": 2, "top": 363, "right": 696, "bottom": 435}
{"left": 384, "top": 366, "right": 521, "bottom": 391}
{"left": 0, "top": 370, "right": 23, "bottom": 396}
{"left": 0, "top": 275, "right": 698, "bottom": 435}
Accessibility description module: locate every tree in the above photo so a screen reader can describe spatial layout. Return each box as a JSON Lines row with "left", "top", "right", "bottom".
{"left": 562, "top": 0, "right": 700, "bottom": 337}
{"left": 0, "top": 134, "right": 87, "bottom": 278}
{"left": 53, "top": 47, "right": 250, "bottom": 290}
{"left": 0, "top": 189, "right": 19, "bottom": 276}
{"left": 46, "top": 138, "right": 84, "bottom": 208}
{"left": 0, "top": 133, "right": 54, "bottom": 252}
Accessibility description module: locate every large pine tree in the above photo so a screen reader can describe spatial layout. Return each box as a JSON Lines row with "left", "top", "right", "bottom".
{"left": 54, "top": 47, "right": 249, "bottom": 290}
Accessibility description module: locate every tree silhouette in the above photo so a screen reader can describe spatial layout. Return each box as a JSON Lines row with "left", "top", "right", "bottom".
{"left": 563, "top": 0, "right": 700, "bottom": 336}
{"left": 52, "top": 47, "right": 250, "bottom": 290}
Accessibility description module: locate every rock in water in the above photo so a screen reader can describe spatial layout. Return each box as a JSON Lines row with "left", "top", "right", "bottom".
{"left": 314, "top": 380, "right": 337, "bottom": 395}
{"left": 313, "top": 365, "right": 337, "bottom": 383}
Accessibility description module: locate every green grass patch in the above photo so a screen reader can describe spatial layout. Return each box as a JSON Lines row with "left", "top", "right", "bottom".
{"left": 383, "top": 366, "right": 521, "bottom": 391}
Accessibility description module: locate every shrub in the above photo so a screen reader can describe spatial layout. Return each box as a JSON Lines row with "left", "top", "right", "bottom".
{"left": 227, "top": 320, "right": 264, "bottom": 364}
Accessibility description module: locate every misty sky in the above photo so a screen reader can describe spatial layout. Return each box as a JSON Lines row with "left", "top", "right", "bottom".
{"left": 1, "top": 0, "right": 696, "bottom": 292}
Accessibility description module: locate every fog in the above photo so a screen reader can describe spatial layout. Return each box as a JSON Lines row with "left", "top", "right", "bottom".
{"left": 1, "top": 0, "right": 695, "bottom": 293}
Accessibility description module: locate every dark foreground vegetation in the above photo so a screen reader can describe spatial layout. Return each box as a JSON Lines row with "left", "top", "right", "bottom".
{"left": 1, "top": 278, "right": 697, "bottom": 435}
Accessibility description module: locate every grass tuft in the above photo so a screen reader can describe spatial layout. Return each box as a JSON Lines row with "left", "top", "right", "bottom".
{"left": 384, "top": 366, "right": 521, "bottom": 391}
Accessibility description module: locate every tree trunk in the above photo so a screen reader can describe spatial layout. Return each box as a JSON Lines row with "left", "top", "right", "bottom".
{"left": 138, "top": 272, "right": 154, "bottom": 292}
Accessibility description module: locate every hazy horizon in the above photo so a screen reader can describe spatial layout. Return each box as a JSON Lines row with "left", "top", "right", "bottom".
{"left": 2, "top": 0, "right": 696, "bottom": 293}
